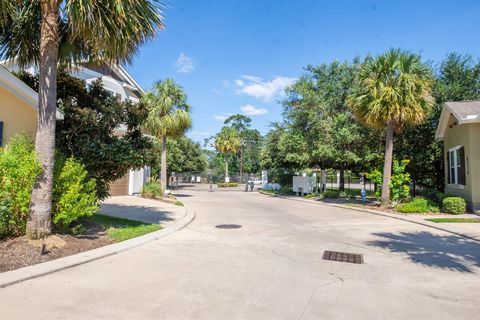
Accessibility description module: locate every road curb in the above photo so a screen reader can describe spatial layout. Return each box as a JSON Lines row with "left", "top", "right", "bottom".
{"left": 0, "top": 204, "right": 195, "bottom": 288}
{"left": 258, "top": 190, "right": 480, "bottom": 242}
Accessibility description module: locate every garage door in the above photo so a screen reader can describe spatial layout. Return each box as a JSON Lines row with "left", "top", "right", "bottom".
{"left": 110, "top": 174, "right": 129, "bottom": 196}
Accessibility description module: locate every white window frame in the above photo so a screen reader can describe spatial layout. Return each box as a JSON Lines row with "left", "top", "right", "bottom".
{"left": 448, "top": 145, "right": 463, "bottom": 188}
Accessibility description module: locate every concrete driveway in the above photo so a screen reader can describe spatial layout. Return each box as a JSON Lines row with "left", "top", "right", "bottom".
{"left": 1, "top": 189, "right": 479, "bottom": 319}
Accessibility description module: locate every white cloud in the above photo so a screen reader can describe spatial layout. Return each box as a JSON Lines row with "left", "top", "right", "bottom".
{"left": 213, "top": 113, "right": 233, "bottom": 121}
{"left": 175, "top": 53, "right": 195, "bottom": 73}
{"left": 234, "top": 75, "right": 296, "bottom": 102}
{"left": 240, "top": 104, "right": 268, "bottom": 116}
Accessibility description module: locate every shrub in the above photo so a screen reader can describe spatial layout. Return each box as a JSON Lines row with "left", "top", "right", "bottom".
{"left": 323, "top": 190, "right": 340, "bottom": 198}
{"left": 422, "top": 189, "right": 448, "bottom": 205}
{"left": 442, "top": 197, "right": 466, "bottom": 214}
{"left": 0, "top": 134, "right": 41, "bottom": 238}
{"left": 52, "top": 155, "right": 99, "bottom": 231}
{"left": 367, "top": 160, "right": 411, "bottom": 204}
{"left": 390, "top": 160, "right": 411, "bottom": 203}
{"left": 278, "top": 185, "right": 293, "bottom": 195}
{"left": 396, "top": 197, "right": 440, "bottom": 214}
{"left": 217, "top": 182, "right": 238, "bottom": 187}
{"left": 142, "top": 181, "right": 163, "bottom": 198}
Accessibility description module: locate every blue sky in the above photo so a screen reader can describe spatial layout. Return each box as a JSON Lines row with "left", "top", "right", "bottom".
{"left": 125, "top": 0, "right": 480, "bottom": 143}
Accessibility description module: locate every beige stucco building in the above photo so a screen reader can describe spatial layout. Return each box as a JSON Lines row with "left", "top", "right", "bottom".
{"left": 436, "top": 101, "right": 480, "bottom": 213}
{"left": 0, "top": 65, "right": 38, "bottom": 146}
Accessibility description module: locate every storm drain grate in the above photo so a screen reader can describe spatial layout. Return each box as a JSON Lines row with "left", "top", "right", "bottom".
{"left": 322, "top": 250, "right": 364, "bottom": 264}
{"left": 215, "top": 224, "right": 242, "bottom": 229}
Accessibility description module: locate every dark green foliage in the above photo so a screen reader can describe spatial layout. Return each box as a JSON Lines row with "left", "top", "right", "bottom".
{"left": 262, "top": 60, "right": 383, "bottom": 188}
{"left": 142, "top": 181, "right": 163, "bottom": 199}
{"left": 442, "top": 197, "right": 467, "bottom": 214}
{"left": 395, "top": 53, "right": 480, "bottom": 191}
{"left": 17, "top": 72, "right": 154, "bottom": 200}
{"left": 0, "top": 134, "right": 41, "bottom": 238}
{"left": 163, "top": 136, "right": 208, "bottom": 175}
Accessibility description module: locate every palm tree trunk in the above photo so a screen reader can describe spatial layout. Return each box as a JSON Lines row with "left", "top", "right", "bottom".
{"left": 26, "top": 0, "right": 59, "bottom": 239}
{"left": 239, "top": 146, "right": 244, "bottom": 182}
{"left": 225, "top": 155, "right": 229, "bottom": 182}
{"left": 161, "top": 136, "right": 167, "bottom": 195}
{"left": 381, "top": 120, "right": 394, "bottom": 206}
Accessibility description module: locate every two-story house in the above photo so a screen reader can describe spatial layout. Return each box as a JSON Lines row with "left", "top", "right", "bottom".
{"left": 1, "top": 62, "right": 150, "bottom": 196}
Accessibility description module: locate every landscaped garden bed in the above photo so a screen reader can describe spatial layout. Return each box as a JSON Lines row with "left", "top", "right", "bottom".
{"left": 0, "top": 214, "right": 161, "bottom": 273}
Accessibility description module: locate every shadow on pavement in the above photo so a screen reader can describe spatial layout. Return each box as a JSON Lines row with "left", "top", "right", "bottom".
{"left": 100, "top": 204, "right": 175, "bottom": 224}
{"left": 368, "top": 231, "right": 480, "bottom": 272}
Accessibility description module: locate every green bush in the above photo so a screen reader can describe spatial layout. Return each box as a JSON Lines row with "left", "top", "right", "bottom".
{"left": 366, "top": 160, "right": 411, "bottom": 203}
{"left": 142, "top": 181, "right": 163, "bottom": 198}
{"left": 0, "top": 134, "right": 41, "bottom": 238}
{"left": 323, "top": 190, "right": 340, "bottom": 198}
{"left": 52, "top": 155, "right": 98, "bottom": 231}
{"left": 422, "top": 189, "right": 448, "bottom": 205}
{"left": 217, "top": 182, "right": 239, "bottom": 187}
{"left": 396, "top": 197, "right": 440, "bottom": 214}
{"left": 278, "top": 185, "right": 293, "bottom": 195}
{"left": 442, "top": 197, "right": 466, "bottom": 214}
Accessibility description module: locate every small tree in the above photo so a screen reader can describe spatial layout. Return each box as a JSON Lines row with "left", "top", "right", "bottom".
{"left": 143, "top": 79, "right": 192, "bottom": 194}
{"left": 348, "top": 49, "right": 434, "bottom": 206}
{"left": 214, "top": 127, "right": 241, "bottom": 182}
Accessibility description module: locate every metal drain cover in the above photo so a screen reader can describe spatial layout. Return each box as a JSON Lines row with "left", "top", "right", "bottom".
{"left": 215, "top": 224, "right": 242, "bottom": 229}
{"left": 322, "top": 250, "right": 364, "bottom": 264}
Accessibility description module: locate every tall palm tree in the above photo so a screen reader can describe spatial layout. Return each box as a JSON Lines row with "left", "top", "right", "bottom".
{"left": 347, "top": 49, "right": 434, "bottom": 206}
{"left": 0, "top": 1, "right": 164, "bottom": 238}
{"left": 143, "top": 79, "right": 192, "bottom": 194}
{"left": 215, "top": 127, "right": 241, "bottom": 182}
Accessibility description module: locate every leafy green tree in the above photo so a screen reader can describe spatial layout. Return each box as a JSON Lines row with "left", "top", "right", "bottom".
{"left": 214, "top": 127, "right": 241, "bottom": 182}
{"left": 0, "top": 0, "right": 164, "bottom": 238}
{"left": 280, "top": 60, "right": 382, "bottom": 190}
{"left": 143, "top": 79, "right": 192, "bottom": 194}
{"left": 224, "top": 114, "right": 263, "bottom": 178}
{"left": 347, "top": 49, "right": 435, "bottom": 206}
{"left": 164, "top": 137, "right": 208, "bottom": 175}
{"left": 18, "top": 72, "right": 153, "bottom": 200}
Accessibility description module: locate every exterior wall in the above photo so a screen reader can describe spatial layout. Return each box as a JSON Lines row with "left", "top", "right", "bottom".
{"left": 443, "top": 114, "right": 479, "bottom": 211}
{"left": 468, "top": 123, "right": 480, "bottom": 212}
{"left": 0, "top": 87, "right": 37, "bottom": 146}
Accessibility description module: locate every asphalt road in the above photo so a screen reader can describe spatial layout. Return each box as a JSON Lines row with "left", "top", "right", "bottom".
{"left": 1, "top": 188, "right": 479, "bottom": 319}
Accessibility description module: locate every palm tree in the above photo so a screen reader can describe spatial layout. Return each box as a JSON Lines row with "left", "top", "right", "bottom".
{"left": 215, "top": 127, "right": 241, "bottom": 182}
{"left": 347, "top": 49, "right": 434, "bottom": 206}
{"left": 143, "top": 79, "right": 192, "bottom": 194}
{"left": 0, "top": 1, "right": 164, "bottom": 238}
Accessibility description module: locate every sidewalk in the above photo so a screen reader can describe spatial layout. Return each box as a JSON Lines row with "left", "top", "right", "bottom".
{"left": 101, "top": 196, "right": 187, "bottom": 226}
{"left": 0, "top": 196, "right": 194, "bottom": 288}
{"left": 259, "top": 191, "right": 480, "bottom": 242}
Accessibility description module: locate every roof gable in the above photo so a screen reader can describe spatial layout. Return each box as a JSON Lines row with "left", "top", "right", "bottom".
{"left": 436, "top": 100, "right": 480, "bottom": 140}
{"left": 0, "top": 65, "right": 37, "bottom": 110}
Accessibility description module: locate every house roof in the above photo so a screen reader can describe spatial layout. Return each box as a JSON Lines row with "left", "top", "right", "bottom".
{"left": 435, "top": 100, "right": 480, "bottom": 140}
{"left": 0, "top": 65, "right": 38, "bottom": 109}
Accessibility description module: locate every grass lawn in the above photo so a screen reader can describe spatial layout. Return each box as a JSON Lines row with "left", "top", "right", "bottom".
{"left": 86, "top": 214, "right": 162, "bottom": 242}
{"left": 259, "top": 189, "right": 277, "bottom": 195}
{"left": 426, "top": 218, "right": 480, "bottom": 223}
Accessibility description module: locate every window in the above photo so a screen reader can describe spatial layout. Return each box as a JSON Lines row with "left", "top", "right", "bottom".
{"left": 448, "top": 146, "right": 466, "bottom": 185}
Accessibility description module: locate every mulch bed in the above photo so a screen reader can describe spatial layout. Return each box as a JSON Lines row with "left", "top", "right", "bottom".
{"left": 0, "top": 222, "right": 112, "bottom": 273}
